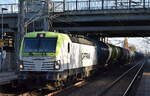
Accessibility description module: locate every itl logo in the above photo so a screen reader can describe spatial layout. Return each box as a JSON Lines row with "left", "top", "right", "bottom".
{"left": 82, "top": 53, "right": 90, "bottom": 59}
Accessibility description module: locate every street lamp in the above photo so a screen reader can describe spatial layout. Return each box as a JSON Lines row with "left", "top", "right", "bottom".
{"left": 1, "top": 8, "right": 8, "bottom": 39}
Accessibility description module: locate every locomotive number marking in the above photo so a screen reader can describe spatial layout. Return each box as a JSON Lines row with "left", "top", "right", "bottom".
{"left": 82, "top": 53, "right": 90, "bottom": 59}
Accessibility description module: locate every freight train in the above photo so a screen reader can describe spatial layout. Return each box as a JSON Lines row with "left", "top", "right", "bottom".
{"left": 19, "top": 31, "right": 144, "bottom": 88}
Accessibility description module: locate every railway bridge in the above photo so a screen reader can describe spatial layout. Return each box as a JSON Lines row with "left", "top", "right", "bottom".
{"left": 1, "top": 0, "right": 150, "bottom": 37}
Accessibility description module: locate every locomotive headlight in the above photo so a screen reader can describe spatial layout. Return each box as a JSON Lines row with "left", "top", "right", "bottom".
{"left": 54, "top": 64, "right": 60, "bottom": 69}
{"left": 19, "top": 60, "right": 24, "bottom": 69}
{"left": 20, "top": 64, "right": 24, "bottom": 69}
{"left": 54, "top": 60, "right": 61, "bottom": 70}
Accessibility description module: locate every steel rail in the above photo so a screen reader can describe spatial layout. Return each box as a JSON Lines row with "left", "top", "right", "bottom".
{"left": 122, "top": 59, "right": 145, "bottom": 96}
{"left": 99, "top": 60, "right": 144, "bottom": 96}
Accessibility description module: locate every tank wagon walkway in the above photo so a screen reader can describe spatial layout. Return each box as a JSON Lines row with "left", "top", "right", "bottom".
{"left": 136, "top": 72, "right": 150, "bottom": 96}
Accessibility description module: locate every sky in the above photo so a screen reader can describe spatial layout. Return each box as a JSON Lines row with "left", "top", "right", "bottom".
{"left": 108, "top": 37, "right": 150, "bottom": 53}
{"left": 0, "top": 0, "right": 18, "bottom": 4}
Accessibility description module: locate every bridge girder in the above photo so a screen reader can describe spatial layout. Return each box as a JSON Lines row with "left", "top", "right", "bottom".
{"left": 52, "top": 9, "right": 150, "bottom": 37}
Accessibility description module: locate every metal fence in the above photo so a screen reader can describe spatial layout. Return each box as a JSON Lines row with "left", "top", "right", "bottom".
{"left": 52, "top": 0, "right": 150, "bottom": 12}
{"left": 1, "top": 0, "right": 150, "bottom": 13}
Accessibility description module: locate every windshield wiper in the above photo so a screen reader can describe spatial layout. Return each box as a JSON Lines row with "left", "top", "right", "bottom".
{"left": 29, "top": 52, "right": 34, "bottom": 56}
{"left": 41, "top": 51, "right": 47, "bottom": 56}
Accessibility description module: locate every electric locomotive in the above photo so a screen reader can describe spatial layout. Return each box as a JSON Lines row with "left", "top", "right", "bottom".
{"left": 19, "top": 31, "right": 97, "bottom": 86}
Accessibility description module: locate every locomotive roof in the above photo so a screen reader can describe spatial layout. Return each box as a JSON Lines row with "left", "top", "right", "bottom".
{"left": 24, "top": 31, "right": 70, "bottom": 40}
{"left": 69, "top": 36, "right": 95, "bottom": 46}
{"left": 24, "top": 31, "right": 95, "bottom": 46}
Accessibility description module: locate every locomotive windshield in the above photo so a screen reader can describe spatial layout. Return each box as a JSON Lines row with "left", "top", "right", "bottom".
{"left": 23, "top": 38, "right": 57, "bottom": 53}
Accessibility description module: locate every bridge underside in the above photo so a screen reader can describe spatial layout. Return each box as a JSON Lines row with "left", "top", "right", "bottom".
{"left": 53, "top": 26, "right": 150, "bottom": 37}
{"left": 52, "top": 9, "right": 150, "bottom": 37}
{"left": 1, "top": 9, "right": 150, "bottom": 37}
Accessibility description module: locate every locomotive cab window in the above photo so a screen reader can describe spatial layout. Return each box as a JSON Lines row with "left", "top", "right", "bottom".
{"left": 23, "top": 37, "right": 57, "bottom": 53}
{"left": 68, "top": 43, "right": 70, "bottom": 53}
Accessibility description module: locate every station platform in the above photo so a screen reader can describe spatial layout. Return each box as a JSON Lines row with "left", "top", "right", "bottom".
{"left": 0, "top": 72, "right": 17, "bottom": 85}
{"left": 136, "top": 72, "right": 150, "bottom": 96}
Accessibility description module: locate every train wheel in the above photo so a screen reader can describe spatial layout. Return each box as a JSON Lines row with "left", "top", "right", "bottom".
{"left": 54, "top": 80, "right": 64, "bottom": 90}
{"left": 76, "top": 73, "right": 84, "bottom": 81}
{"left": 85, "top": 71, "right": 90, "bottom": 77}
{"left": 46, "top": 83, "right": 55, "bottom": 90}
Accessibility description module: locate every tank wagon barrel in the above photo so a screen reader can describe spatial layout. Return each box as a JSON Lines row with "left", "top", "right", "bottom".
{"left": 87, "top": 38, "right": 144, "bottom": 67}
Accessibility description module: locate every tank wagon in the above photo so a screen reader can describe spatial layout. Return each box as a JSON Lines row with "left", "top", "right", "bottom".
{"left": 19, "top": 31, "right": 144, "bottom": 88}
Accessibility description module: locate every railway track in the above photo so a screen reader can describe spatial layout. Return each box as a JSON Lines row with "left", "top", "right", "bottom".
{"left": 99, "top": 59, "right": 145, "bottom": 96}
{"left": 0, "top": 59, "right": 145, "bottom": 96}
